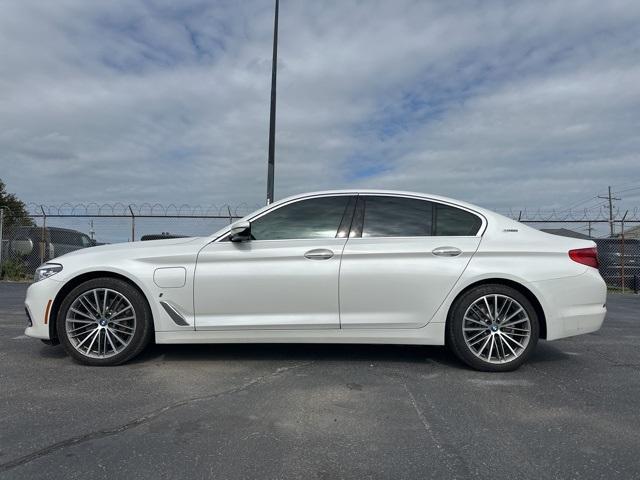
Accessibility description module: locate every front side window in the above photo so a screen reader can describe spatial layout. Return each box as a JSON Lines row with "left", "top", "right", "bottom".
{"left": 362, "top": 196, "right": 433, "bottom": 237}
{"left": 250, "top": 196, "right": 352, "bottom": 240}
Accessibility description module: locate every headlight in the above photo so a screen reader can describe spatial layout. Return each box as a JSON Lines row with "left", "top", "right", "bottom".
{"left": 34, "top": 263, "right": 63, "bottom": 282}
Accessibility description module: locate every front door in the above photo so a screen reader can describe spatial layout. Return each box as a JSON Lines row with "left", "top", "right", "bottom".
{"left": 194, "top": 194, "right": 356, "bottom": 330}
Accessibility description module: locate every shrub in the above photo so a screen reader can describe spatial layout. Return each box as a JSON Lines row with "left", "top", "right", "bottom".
{"left": 1, "top": 258, "right": 28, "bottom": 281}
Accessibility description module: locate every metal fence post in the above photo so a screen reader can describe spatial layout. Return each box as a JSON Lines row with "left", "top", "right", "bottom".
{"left": 129, "top": 205, "right": 135, "bottom": 242}
{"left": 0, "top": 207, "right": 4, "bottom": 275}
{"left": 620, "top": 212, "right": 628, "bottom": 292}
{"left": 40, "top": 205, "right": 46, "bottom": 265}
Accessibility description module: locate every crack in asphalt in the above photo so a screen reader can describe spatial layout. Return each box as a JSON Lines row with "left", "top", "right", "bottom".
{"left": 402, "top": 382, "right": 441, "bottom": 447}
{"left": 402, "top": 381, "right": 473, "bottom": 479}
{"left": 0, "top": 361, "right": 312, "bottom": 473}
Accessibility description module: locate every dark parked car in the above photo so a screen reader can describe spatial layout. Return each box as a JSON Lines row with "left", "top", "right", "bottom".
{"left": 2, "top": 226, "right": 98, "bottom": 274}
{"left": 594, "top": 238, "right": 640, "bottom": 288}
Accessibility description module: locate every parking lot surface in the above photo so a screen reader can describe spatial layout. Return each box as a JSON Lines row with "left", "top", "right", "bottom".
{"left": 1, "top": 282, "right": 639, "bottom": 479}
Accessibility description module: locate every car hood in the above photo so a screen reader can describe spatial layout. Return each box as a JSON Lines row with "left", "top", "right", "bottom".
{"left": 54, "top": 236, "right": 204, "bottom": 261}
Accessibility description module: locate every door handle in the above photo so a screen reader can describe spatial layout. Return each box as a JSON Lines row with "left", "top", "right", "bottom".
{"left": 432, "top": 246, "right": 462, "bottom": 257}
{"left": 304, "top": 248, "right": 334, "bottom": 260}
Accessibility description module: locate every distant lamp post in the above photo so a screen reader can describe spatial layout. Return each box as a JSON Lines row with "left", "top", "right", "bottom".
{"left": 266, "top": 0, "right": 279, "bottom": 205}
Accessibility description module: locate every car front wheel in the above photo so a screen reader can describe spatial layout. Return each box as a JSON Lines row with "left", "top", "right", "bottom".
{"left": 446, "top": 284, "right": 539, "bottom": 372}
{"left": 56, "top": 277, "right": 153, "bottom": 366}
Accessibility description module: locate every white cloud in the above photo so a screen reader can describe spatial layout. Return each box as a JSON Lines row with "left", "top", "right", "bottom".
{"left": 0, "top": 0, "right": 639, "bottom": 216}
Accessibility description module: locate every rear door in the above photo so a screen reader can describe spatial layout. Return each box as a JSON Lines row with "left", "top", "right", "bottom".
{"left": 339, "top": 195, "right": 483, "bottom": 329}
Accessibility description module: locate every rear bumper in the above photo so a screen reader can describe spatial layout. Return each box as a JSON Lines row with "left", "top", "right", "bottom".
{"left": 24, "top": 277, "right": 64, "bottom": 340}
{"left": 530, "top": 269, "right": 607, "bottom": 341}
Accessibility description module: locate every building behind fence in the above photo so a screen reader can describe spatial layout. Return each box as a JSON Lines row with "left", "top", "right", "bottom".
{"left": 1, "top": 202, "right": 639, "bottom": 292}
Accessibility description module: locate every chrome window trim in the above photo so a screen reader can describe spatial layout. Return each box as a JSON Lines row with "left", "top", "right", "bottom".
{"left": 211, "top": 192, "right": 486, "bottom": 243}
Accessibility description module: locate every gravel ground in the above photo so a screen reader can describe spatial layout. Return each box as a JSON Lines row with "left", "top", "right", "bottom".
{"left": 1, "top": 282, "right": 639, "bottom": 480}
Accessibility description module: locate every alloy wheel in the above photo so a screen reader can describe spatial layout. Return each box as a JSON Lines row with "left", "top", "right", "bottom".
{"left": 65, "top": 288, "right": 137, "bottom": 359}
{"left": 462, "top": 294, "right": 531, "bottom": 364}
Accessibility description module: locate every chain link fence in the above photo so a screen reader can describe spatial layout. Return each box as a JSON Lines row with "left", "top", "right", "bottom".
{"left": 517, "top": 220, "right": 640, "bottom": 293}
{"left": 0, "top": 203, "right": 258, "bottom": 281}
{"left": 1, "top": 204, "right": 639, "bottom": 292}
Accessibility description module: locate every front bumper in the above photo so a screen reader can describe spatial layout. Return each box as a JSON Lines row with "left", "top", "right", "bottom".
{"left": 24, "top": 277, "right": 65, "bottom": 340}
{"left": 530, "top": 268, "right": 607, "bottom": 341}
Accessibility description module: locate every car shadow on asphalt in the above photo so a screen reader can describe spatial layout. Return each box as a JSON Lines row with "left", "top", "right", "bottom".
{"left": 36, "top": 338, "right": 571, "bottom": 370}
{"left": 529, "top": 341, "right": 573, "bottom": 364}
{"left": 135, "top": 342, "right": 451, "bottom": 365}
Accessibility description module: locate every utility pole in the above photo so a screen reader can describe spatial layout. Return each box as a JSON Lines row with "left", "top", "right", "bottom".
{"left": 266, "top": 0, "right": 279, "bottom": 205}
{"left": 598, "top": 186, "right": 621, "bottom": 237}
{"left": 585, "top": 221, "right": 593, "bottom": 238}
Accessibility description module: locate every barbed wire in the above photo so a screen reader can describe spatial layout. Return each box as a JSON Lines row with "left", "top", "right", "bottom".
{"left": 497, "top": 206, "right": 640, "bottom": 222}
{"left": 2, "top": 202, "right": 640, "bottom": 222}
{"left": 19, "top": 202, "right": 263, "bottom": 217}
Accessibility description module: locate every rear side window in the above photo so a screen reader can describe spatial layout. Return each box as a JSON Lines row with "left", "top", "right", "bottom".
{"left": 434, "top": 204, "right": 482, "bottom": 236}
{"left": 362, "top": 196, "right": 433, "bottom": 237}
{"left": 357, "top": 196, "right": 482, "bottom": 237}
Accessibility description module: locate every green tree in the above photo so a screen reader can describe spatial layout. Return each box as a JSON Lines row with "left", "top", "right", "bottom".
{"left": 0, "top": 178, "right": 34, "bottom": 227}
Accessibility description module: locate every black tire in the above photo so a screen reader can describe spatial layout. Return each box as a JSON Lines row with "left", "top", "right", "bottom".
{"left": 446, "top": 284, "right": 539, "bottom": 372}
{"left": 56, "top": 277, "right": 153, "bottom": 366}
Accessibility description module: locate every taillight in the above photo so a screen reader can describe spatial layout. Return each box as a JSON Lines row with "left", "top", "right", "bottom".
{"left": 569, "top": 247, "right": 599, "bottom": 268}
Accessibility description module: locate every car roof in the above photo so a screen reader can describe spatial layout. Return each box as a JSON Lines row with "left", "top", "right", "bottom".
{"left": 275, "top": 189, "right": 489, "bottom": 215}
{"left": 12, "top": 225, "right": 85, "bottom": 234}
{"left": 48, "top": 227, "right": 86, "bottom": 233}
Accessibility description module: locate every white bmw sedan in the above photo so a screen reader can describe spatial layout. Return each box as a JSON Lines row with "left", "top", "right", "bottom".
{"left": 24, "top": 190, "right": 606, "bottom": 371}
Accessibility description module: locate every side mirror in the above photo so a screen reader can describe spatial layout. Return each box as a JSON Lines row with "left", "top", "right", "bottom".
{"left": 229, "top": 221, "right": 252, "bottom": 242}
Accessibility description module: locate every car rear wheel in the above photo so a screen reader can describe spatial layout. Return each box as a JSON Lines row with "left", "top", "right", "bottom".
{"left": 446, "top": 284, "right": 539, "bottom": 372}
{"left": 57, "top": 277, "right": 153, "bottom": 366}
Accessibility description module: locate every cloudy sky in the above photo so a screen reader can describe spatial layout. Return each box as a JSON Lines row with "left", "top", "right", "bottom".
{"left": 1, "top": 0, "right": 639, "bottom": 216}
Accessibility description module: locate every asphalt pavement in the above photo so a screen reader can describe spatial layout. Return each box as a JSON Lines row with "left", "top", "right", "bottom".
{"left": 1, "top": 282, "right": 639, "bottom": 479}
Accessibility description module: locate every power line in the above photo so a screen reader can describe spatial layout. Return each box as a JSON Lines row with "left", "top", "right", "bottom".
{"left": 559, "top": 183, "right": 639, "bottom": 213}
{"left": 609, "top": 180, "right": 640, "bottom": 190}
{"left": 565, "top": 200, "right": 609, "bottom": 212}
{"left": 562, "top": 195, "right": 599, "bottom": 211}
{"left": 578, "top": 201, "right": 610, "bottom": 212}
{"left": 614, "top": 186, "right": 640, "bottom": 195}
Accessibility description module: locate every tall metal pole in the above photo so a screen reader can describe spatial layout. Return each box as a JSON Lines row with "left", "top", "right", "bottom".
{"left": 266, "top": 0, "right": 279, "bottom": 205}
